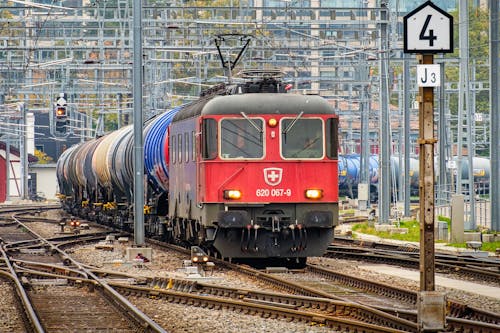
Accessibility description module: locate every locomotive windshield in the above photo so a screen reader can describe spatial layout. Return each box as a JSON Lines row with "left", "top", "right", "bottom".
{"left": 281, "top": 118, "right": 323, "bottom": 158}
{"left": 220, "top": 118, "right": 264, "bottom": 159}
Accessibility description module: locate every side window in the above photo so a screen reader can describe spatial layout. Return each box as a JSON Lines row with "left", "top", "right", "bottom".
{"left": 326, "top": 118, "right": 338, "bottom": 159}
{"left": 177, "top": 133, "right": 182, "bottom": 163}
{"left": 184, "top": 132, "right": 189, "bottom": 162}
{"left": 171, "top": 135, "right": 176, "bottom": 164}
{"left": 202, "top": 118, "right": 217, "bottom": 160}
{"left": 191, "top": 131, "right": 196, "bottom": 161}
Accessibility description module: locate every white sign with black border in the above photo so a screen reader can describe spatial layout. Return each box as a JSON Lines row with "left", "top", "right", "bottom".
{"left": 403, "top": 1, "right": 453, "bottom": 54}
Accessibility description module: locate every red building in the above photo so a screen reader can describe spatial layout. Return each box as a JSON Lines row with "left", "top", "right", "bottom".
{"left": 0, "top": 142, "right": 38, "bottom": 202}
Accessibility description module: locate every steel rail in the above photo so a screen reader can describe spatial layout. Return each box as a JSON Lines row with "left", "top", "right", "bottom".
{"left": 6, "top": 213, "right": 167, "bottom": 333}
{"left": 0, "top": 246, "right": 45, "bottom": 333}
{"left": 112, "top": 283, "right": 412, "bottom": 333}
{"left": 6, "top": 261, "right": 416, "bottom": 333}
{"left": 158, "top": 242, "right": 500, "bottom": 330}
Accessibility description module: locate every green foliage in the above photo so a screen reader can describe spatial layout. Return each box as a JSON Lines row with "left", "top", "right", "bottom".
{"left": 352, "top": 220, "right": 420, "bottom": 242}
{"left": 442, "top": 6, "right": 490, "bottom": 156}
{"left": 437, "top": 215, "right": 451, "bottom": 227}
{"left": 340, "top": 209, "right": 355, "bottom": 215}
{"left": 352, "top": 221, "right": 500, "bottom": 251}
{"left": 447, "top": 6, "right": 490, "bottom": 114}
{"left": 447, "top": 241, "right": 500, "bottom": 252}
{"left": 0, "top": 8, "right": 20, "bottom": 32}
{"left": 105, "top": 113, "right": 118, "bottom": 131}
{"left": 437, "top": 215, "right": 451, "bottom": 223}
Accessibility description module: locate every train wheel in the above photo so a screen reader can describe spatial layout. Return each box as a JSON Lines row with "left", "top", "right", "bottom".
{"left": 285, "top": 257, "right": 307, "bottom": 269}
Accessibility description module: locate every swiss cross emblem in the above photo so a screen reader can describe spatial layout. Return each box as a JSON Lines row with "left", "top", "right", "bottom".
{"left": 263, "top": 167, "right": 282, "bottom": 186}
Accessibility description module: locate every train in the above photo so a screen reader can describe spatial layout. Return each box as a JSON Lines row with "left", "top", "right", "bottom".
{"left": 338, "top": 154, "right": 419, "bottom": 201}
{"left": 56, "top": 70, "right": 340, "bottom": 267}
{"left": 338, "top": 154, "right": 491, "bottom": 201}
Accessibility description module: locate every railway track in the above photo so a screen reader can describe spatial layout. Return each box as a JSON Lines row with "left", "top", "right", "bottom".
{"left": 0, "top": 210, "right": 165, "bottom": 332}
{"left": 330, "top": 236, "right": 500, "bottom": 284}
{"left": 16, "top": 265, "right": 416, "bottom": 333}
{"left": 2, "top": 206, "right": 499, "bottom": 332}
{"left": 3, "top": 214, "right": 414, "bottom": 332}
{"left": 151, "top": 242, "right": 500, "bottom": 333}
{"left": 304, "top": 264, "right": 500, "bottom": 326}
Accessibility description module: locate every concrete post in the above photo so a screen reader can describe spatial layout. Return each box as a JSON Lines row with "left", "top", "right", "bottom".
{"left": 451, "top": 194, "right": 465, "bottom": 243}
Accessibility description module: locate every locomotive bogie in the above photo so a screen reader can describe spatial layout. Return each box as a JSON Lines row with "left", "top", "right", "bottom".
{"left": 214, "top": 226, "right": 335, "bottom": 259}
{"left": 210, "top": 202, "right": 338, "bottom": 259}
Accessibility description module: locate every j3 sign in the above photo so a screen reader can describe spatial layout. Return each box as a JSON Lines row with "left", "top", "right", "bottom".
{"left": 417, "top": 64, "right": 440, "bottom": 87}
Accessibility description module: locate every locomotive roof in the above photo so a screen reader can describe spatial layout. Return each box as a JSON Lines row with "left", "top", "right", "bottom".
{"left": 173, "top": 93, "right": 334, "bottom": 122}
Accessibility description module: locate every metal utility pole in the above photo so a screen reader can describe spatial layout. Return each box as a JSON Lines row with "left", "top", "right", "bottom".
{"left": 359, "top": 67, "right": 371, "bottom": 211}
{"left": 133, "top": 0, "right": 145, "bottom": 246}
{"left": 458, "top": 0, "right": 475, "bottom": 229}
{"left": 20, "top": 103, "right": 28, "bottom": 200}
{"left": 437, "top": 60, "right": 448, "bottom": 206}
{"left": 491, "top": 0, "right": 500, "bottom": 232}
{"left": 403, "top": 55, "right": 411, "bottom": 217}
{"left": 378, "top": 0, "right": 391, "bottom": 224}
{"left": 117, "top": 93, "right": 122, "bottom": 129}
{"left": 359, "top": 0, "right": 371, "bottom": 212}
{"left": 5, "top": 137, "right": 10, "bottom": 202}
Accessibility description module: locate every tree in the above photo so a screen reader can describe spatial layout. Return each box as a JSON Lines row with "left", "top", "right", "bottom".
{"left": 446, "top": 6, "right": 490, "bottom": 156}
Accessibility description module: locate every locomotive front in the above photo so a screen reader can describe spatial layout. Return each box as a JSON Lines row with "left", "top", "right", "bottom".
{"left": 168, "top": 88, "right": 339, "bottom": 266}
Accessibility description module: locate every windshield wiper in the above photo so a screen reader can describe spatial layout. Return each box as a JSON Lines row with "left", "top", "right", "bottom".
{"left": 240, "top": 112, "right": 263, "bottom": 133}
{"left": 282, "top": 111, "right": 303, "bottom": 134}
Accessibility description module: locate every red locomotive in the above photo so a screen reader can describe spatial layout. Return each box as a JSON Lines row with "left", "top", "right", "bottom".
{"left": 57, "top": 70, "right": 339, "bottom": 267}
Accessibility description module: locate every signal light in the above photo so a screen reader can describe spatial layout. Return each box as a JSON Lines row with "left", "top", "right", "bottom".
{"left": 54, "top": 104, "right": 68, "bottom": 134}
{"left": 55, "top": 106, "right": 67, "bottom": 119}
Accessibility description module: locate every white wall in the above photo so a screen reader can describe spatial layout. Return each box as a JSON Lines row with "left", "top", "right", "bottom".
{"left": 29, "top": 164, "right": 58, "bottom": 201}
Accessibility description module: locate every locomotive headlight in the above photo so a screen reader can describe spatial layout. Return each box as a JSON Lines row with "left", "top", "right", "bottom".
{"left": 305, "top": 189, "right": 323, "bottom": 199}
{"left": 223, "top": 189, "right": 242, "bottom": 200}
{"left": 268, "top": 118, "right": 277, "bottom": 127}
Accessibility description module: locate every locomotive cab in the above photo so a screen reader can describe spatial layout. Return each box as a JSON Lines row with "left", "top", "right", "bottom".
{"left": 168, "top": 85, "right": 339, "bottom": 266}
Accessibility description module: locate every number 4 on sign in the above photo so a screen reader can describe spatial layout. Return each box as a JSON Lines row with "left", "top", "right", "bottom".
{"left": 419, "top": 15, "right": 437, "bottom": 47}
{"left": 417, "top": 65, "right": 440, "bottom": 87}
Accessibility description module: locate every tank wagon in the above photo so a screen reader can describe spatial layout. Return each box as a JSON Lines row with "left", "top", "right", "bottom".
{"left": 337, "top": 154, "right": 490, "bottom": 201}
{"left": 57, "top": 71, "right": 340, "bottom": 267}
{"left": 338, "top": 154, "right": 380, "bottom": 201}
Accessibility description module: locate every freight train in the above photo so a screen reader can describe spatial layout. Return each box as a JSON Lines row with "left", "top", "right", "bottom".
{"left": 338, "top": 154, "right": 490, "bottom": 201}
{"left": 338, "top": 154, "right": 419, "bottom": 201}
{"left": 57, "top": 70, "right": 340, "bottom": 267}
